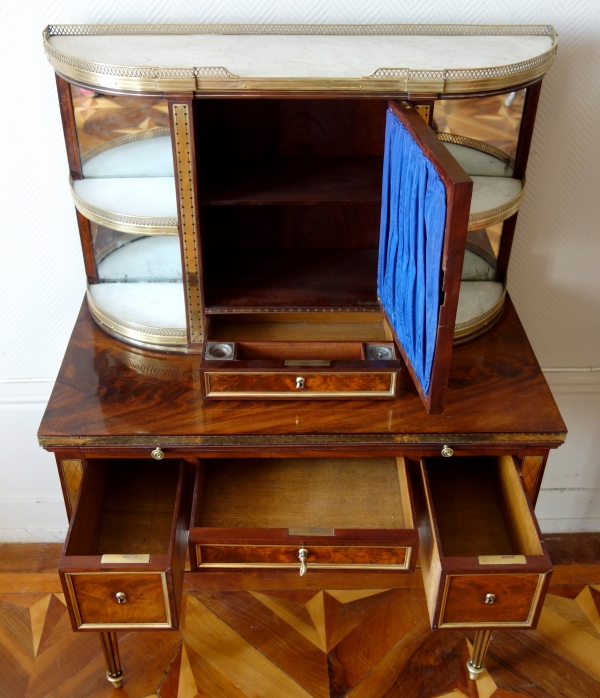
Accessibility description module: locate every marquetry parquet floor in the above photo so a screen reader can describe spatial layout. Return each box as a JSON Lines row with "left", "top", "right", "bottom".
{"left": 1, "top": 540, "right": 600, "bottom": 698}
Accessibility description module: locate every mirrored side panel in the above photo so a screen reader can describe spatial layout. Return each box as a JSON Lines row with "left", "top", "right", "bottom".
{"left": 88, "top": 222, "right": 187, "bottom": 352}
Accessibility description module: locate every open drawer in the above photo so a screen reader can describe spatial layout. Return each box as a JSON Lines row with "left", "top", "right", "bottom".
{"left": 200, "top": 312, "right": 402, "bottom": 399}
{"left": 189, "top": 457, "right": 418, "bottom": 574}
{"left": 59, "top": 459, "right": 189, "bottom": 631}
{"left": 410, "top": 455, "right": 552, "bottom": 629}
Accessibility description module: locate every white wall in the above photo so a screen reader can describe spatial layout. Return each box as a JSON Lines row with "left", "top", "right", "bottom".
{"left": 1, "top": 1, "right": 599, "bottom": 540}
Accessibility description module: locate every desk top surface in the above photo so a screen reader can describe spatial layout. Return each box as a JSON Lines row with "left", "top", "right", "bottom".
{"left": 38, "top": 296, "right": 566, "bottom": 449}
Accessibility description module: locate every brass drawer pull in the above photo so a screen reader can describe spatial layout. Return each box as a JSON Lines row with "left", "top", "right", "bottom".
{"left": 484, "top": 593, "right": 497, "bottom": 604}
{"left": 296, "top": 377, "right": 305, "bottom": 389}
{"left": 115, "top": 592, "right": 128, "bottom": 604}
{"left": 441, "top": 445, "right": 454, "bottom": 457}
{"left": 151, "top": 447, "right": 164, "bottom": 460}
{"left": 298, "top": 548, "right": 308, "bottom": 576}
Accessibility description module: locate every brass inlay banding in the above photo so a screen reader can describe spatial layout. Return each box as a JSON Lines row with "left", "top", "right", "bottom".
{"left": 44, "top": 24, "right": 557, "bottom": 95}
{"left": 172, "top": 103, "right": 203, "bottom": 345}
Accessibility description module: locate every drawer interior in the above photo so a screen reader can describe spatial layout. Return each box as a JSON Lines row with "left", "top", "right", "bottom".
{"left": 424, "top": 456, "right": 543, "bottom": 558}
{"left": 205, "top": 312, "right": 396, "bottom": 363}
{"left": 65, "top": 460, "right": 180, "bottom": 557}
{"left": 195, "top": 457, "right": 413, "bottom": 530}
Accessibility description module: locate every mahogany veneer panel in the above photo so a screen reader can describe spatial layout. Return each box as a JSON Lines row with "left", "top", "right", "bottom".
{"left": 38, "top": 296, "right": 566, "bottom": 443}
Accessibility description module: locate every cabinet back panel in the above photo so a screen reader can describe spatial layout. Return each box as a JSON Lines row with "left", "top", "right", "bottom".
{"left": 202, "top": 205, "right": 380, "bottom": 250}
{"left": 196, "top": 100, "right": 387, "bottom": 158}
{"left": 92, "top": 461, "right": 179, "bottom": 556}
{"left": 425, "top": 457, "right": 515, "bottom": 558}
{"left": 198, "top": 458, "right": 406, "bottom": 529}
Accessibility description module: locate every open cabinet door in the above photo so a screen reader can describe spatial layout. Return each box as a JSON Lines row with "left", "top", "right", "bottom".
{"left": 379, "top": 101, "right": 472, "bottom": 414}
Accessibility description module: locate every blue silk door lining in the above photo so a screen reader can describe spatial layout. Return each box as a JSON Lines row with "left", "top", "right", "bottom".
{"left": 378, "top": 109, "right": 447, "bottom": 395}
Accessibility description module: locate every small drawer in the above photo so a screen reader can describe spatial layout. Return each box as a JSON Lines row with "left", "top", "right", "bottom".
{"left": 203, "top": 370, "right": 398, "bottom": 398}
{"left": 59, "top": 459, "right": 189, "bottom": 631}
{"left": 189, "top": 457, "right": 418, "bottom": 574}
{"left": 410, "top": 455, "right": 552, "bottom": 629}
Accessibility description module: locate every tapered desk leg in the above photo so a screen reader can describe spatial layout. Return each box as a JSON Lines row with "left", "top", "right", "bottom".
{"left": 99, "top": 632, "right": 124, "bottom": 688}
{"left": 467, "top": 629, "right": 493, "bottom": 680}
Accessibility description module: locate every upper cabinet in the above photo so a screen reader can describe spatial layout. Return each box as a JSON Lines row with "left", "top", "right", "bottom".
{"left": 46, "top": 25, "right": 556, "bottom": 413}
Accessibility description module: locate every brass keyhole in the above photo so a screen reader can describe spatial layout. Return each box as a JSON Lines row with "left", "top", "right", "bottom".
{"left": 115, "top": 592, "right": 128, "bottom": 604}
{"left": 485, "top": 593, "right": 497, "bottom": 604}
{"left": 298, "top": 548, "right": 308, "bottom": 576}
{"left": 296, "top": 377, "right": 305, "bottom": 389}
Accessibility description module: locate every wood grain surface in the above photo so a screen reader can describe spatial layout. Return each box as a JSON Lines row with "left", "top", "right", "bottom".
{"left": 1, "top": 538, "right": 600, "bottom": 697}
{"left": 38, "top": 296, "right": 566, "bottom": 445}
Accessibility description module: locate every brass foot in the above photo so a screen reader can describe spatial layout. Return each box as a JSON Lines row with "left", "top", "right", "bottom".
{"left": 106, "top": 670, "right": 124, "bottom": 689}
{"left": 467, "top": 659, "right": 486, "bottom": 681}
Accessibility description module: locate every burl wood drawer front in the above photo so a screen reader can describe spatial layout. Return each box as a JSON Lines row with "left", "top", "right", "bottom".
{"left": 411, "top": 455, "right": 553, "bottom": 629}
{"left": 65, "top": 572, "right": 170, "bottom": 629}
{"left": 439, "top": 572, "right": 547, "bottom": 627}
{"left": 204, "top": 371, "right": 397, "bottom": 398}
{"left": 197, "top": 544, "right": 411, "bottom": 570}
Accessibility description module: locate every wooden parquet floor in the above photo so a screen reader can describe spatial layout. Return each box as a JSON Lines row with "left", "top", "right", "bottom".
{"left": 1, "top": 538, "right": 600, "bottom": 698}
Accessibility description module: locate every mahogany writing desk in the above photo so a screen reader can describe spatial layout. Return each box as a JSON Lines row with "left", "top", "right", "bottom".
{"left": 38, "top": 297, "right": 565, "bottom": 688}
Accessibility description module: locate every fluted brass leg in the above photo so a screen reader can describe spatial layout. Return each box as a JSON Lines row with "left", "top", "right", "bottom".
{"left": 99, "top": 632, "right": 124, "bottom": 689}
{"left": 467, "top": 629, "right": 493, "bottom": 681}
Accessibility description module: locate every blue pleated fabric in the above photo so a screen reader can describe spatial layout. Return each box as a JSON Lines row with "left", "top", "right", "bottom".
{"left": 378, "top": 109, "right": 447, "bottom": 395}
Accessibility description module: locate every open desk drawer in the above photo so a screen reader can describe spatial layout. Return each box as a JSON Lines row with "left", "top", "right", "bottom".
{"left": 59, "top": 459, "right": 189, "bottom": 631}
{"left": 410, "top": 455, "right": 552, "bottom": 630}
{"left": 189, "top": 458, "right": 418, "bottom": 574}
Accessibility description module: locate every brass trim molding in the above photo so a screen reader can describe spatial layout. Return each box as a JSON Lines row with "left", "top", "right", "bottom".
{"left": 468, "top": 174, "right": 526, "bottom": 231}
{"left": 436, "top": 132, "right": 515, "bottom": 170}
{"left": 437, "top": 571, "right": 547, "bottom": 629}
{"left": 64, "top": 570, "right": 172, "bottom": 630}
{"left": 70, "top": 176, "right": 178, "bottom": 236}
{"left": 454, "top": 280, "right": 507, "bottom": 344}
{"left": 86, "top": 286, "right": 188, "bottom": 351}
{"left": 44, "top": 24, "right": 557, "bottom": 95}
{"left": 171, "top": 103, "right": 203, "bottom": 345}
{"left": 80, "top": 128, "right": 171, "bottom": 164}
{"left": 38, "top": 432, "right": 566, "bottom": 448}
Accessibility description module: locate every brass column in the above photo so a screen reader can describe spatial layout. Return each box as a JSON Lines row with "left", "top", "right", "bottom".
{"left": 99, "top": 632, "right": 123, "bottom": 688}
{"left": 467, "top": 629, "right": 493, "bottom": 680}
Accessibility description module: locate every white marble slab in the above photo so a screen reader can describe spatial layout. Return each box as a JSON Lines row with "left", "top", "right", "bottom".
{"left": 73, "top": 177, "right": 177, "bottom": 217}
{"left": 51, "top": 34, "right": 553, "bottom": 79}
{"left": 461, "top": 248, "right": 495, "bottom": 281}
{"left": 98, "top": 236, "right": 182, "bottom": 282}
{"left": 443, "top": 142, "right": 513, "bottom": 177}
{"left": 82, "top": 135, "right": 174, "bottom": 179}
{"left": 89, "top": 282, "right": 186, "bottom": 328}
{"left": 470, "top": 176, "right": 522, "bottom": 215}
{"left": 456, "top": 281, "right": 504, "bottom": 324}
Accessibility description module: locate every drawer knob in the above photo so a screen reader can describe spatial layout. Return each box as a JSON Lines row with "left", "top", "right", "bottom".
{"left": 296, "top": 377, "right": 305, "bottom": 389}
{"left": 115, "top": 592, "right": 128, "bottom": 604}
{"left": 441, "top": 445, "right": 454, "bottom": 458}
{"left": 298, "top": 548, "right": 308, "bottom": 576}
{"left": 151, "top": 447, "right": 164, "bottom": 460}
{"left": 485, "top": 593, "right": 497, "bottom": 604}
